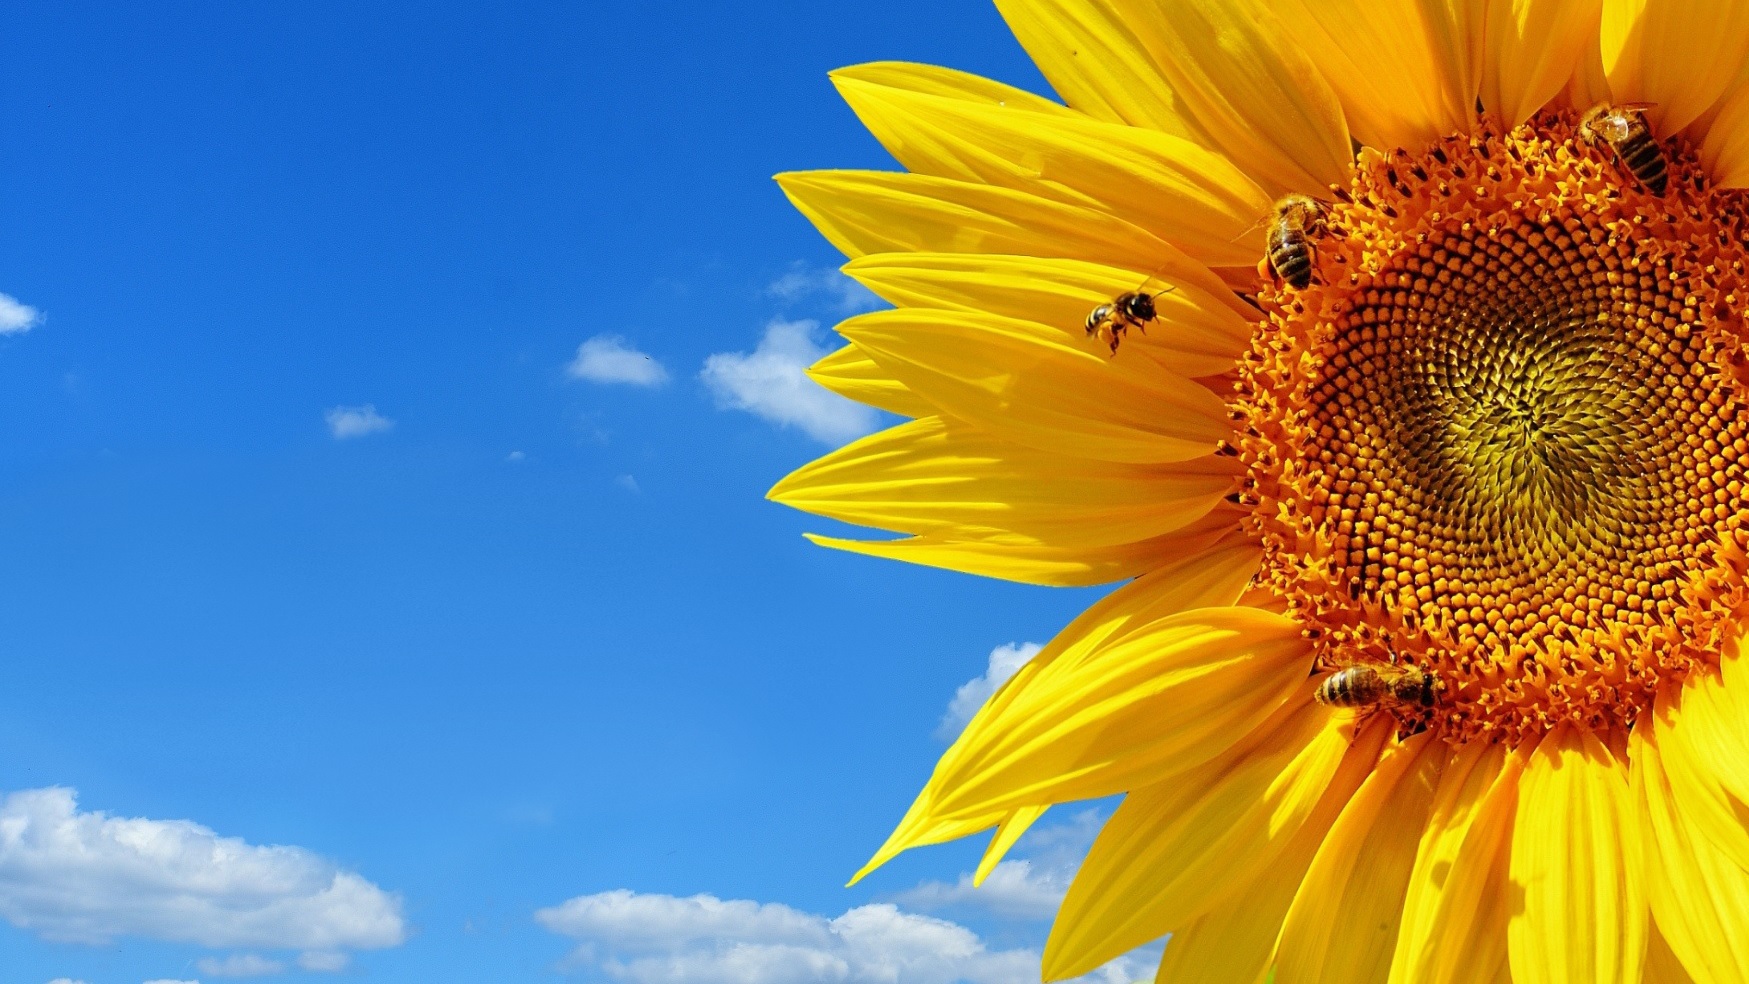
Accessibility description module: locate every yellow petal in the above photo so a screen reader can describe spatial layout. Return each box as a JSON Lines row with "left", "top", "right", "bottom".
{"left": 831, "top": 77, "right": 1270, "bottom": 268}
{"left": 1702, "top": 82, "right": 1749, "bottom": 189}
{"left": 1122, "top": 0, "right": 1352, "bottom": 195}
{"left": 1601, "top": 0, "right": 1749, "bottom": 133}
{"left": 805, "top": 521, "right": 1238, "bottom": 588}
{"left": 1389, "top": 741, "right": 1521, "bottom": 984}
{"left": 1152, "top": 716, "right": 1392, "bottom": 984}
{"left": 924, "top": 605, "right": 1312, "bottom": 826}
{"left": 770, "top": 416, "right": 1235, "bottom": 545}
{"left": 989, "top": 0, "right": 1214, "bottom": 141}
{"left": 1480, "top": 0, "right": 1606, "bottom": 127}
{"left": 777, "top": 170, "right": 1196, "bottom": 273}
{"left": 1655, "top": 662, "right": 1749, "bottom": 873}
{"left": 830, "top": 61, "right": 1079, "bottom": 117}
{"left": 1276, "top": 732, "right": 1449, "bottom": 984}
{"left": 840, "top": 309, "right": 1232, "bottom": 464}
{"left": 972, "top": 804, "right": 1047, "bottom": 886}
{"left": 809, "top": 343, "right": 935, "bottom": 418}
{"left": 1508, "top": 725, "right": 1646, "bottom": 984}
{"left": 1044, "top": 692, "right": 1367, "bottom": 980}
{"left": 1635, "top": 702, "right": 1749, "bottom": 984}
{"left": 1563, "top": 18, "right": 1613, "bottom": 110}
{"left": 1647, "top": 921, "right": 1699, "bottom": 984}
{"left": 1271, "top": 0, "right": 1479, "bottom": 151}
{"left": 852, "top": 536, "right": 1264, "bottom": 881}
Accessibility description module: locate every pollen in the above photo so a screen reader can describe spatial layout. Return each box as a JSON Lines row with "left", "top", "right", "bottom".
{"left": 1236, "top": 114, "right": 1749, "bottom": 745}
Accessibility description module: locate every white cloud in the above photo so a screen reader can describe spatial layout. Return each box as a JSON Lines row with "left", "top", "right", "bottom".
{"left": 766, "top": 262, "right": 884, "bottom": 315}
{"left": 0, "top": 293, "right": 41, "bottom": 334}
{"left": 296, "top": 951, "right": 350, "bottom": 972}
{"left": 936, "top": 643, "right": 1041, "bottom": 740}
{"left": 615, "top": 474, "right": 641, "bottom": 493}
{"left": 567, "top": 335, "right": 669, "bottom": 387}
{"left": 0, "top": 788, "right": 406, "bottom": 955}
{"left": 324, "top": 404, "right": 394, "bottom": 440}
{"left": 47, "top": 978, "right": 89, "bottom": 984}
{"left": 892, "top": 860, "right": 1068, "bottom": 922}
{"left": 195, "top": 954, "right": 285, "bottom": 978}
{"left": 700, "top": 319, "right": 881, "bottom": 445}
{"left": 143, "top": 980, "right": 200, "bottom": 984}
{"left": 506, "top": 450, "right": 527, "bottom": 463}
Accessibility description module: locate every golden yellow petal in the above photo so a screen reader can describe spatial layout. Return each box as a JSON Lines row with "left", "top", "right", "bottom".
{"left": 829, "top": 61, "right": 1079, "bottom": 117}
{"left": 776, "top": 170, "right": 1190, "bottom": 272}
{"left": 809, "top": 343, "right": 936, "bottom": 419}
{"left": 1647, "top": 921, "right": 1699, "bottom": 984}
{"left": 1480, "top": 0, "right": 1605, "bottom": 127}
{"left": 840, "top": 309, "right": 1232, "bottom": 464}
{"left": 1388, "top": 741, "right": 1521, "bottom": 984}
{"left": 1601, "top": 0, "right": 1749, "bottom": 133}
{"left": 923, "top": 605, "right": 1312, "bottom": 826}
{"left": 1655, "top": 663, "right": 1749, "bottom": 872}
{"left": 1044, "top": 692, "right": 1365, "bottom": 980}
{"left": 989, "top": 0, "right": 1214, "bottom": 142}
{"left": 1635, "top": 704, "right": 1749, "bottom": 984}
{"left": 850, "top": 536, "right": 1263, "bottom": 881}
{"left": 1508, "top": 725, "right": 1646, "bottom": 984}
{"left": 1270, "top": 0, "right": 1479, "bottom": 151}
{"left": 1562, "top": 16, "right": 1613, "bottom": 109}
{"left": 1276, "top": 732, "right": 1449, "bottom": 984}
{"left": 831, "top": 77, "right": 1269, "bottom": 268}
{"left": 1701, "top": 83, "right": 1749, "bottom": 189}
{"left": 1153, "top": 721, "right": 1393, "bottom": 984}
{"left": 804, "top": 516, "right": 1238, "bottom": 589}
{"left": 972, "top": 804, "right": 1047, "bottom": 886}
{"left": 769, "top": 415, "right": 1234, "bottom": 545}
{"left": 1119, "top": 0, "right": 1351, "bottom": 195}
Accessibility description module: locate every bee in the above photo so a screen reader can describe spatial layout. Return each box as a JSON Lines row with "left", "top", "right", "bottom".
{"left": 1578, "top": 102, "right": 1667, "bottom": 195}
{"left": 1084, "top": 289, "right": 1160, "bottom": 354}
{"left": 1265, "top": 194, "right": 1329, "bottom": 290}
{"left": 1314, "top": 663, "right": 1438, "bottom": 709}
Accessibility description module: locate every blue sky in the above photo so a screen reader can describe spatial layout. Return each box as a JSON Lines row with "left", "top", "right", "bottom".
{"left": 0, "top": 3, "right": 1149, "bottom": 982}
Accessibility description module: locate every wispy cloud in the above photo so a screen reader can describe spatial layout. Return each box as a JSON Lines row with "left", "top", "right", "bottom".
{"left": 46, "top": 978, "right": 89, "bottom": 984}
{"left": 936, "top": 643, "right": 1041, "bottom": 740}
{"left": 142, "top": 979, "right": 199, "bottom": 984}
{"left": 766, "top": 262, "right": 884, "bottom": 315}
{"left": 195, "top": 953, "right": 285, "bottom": 978}
{"left": 324, "top": 404, "right": 394, "bottom": 440}
{"left": 0, "top": 787, "right": 405, "bottom": 964}
{"left": 700, "top": 318, "right": 881, "bottom": 445}
{"left": 567, "top": 335, "right": 669, "bottom": 387}
{"left": 891, "top": 859, "right": 1069, "bottom": 922}
{"left": 0, "top": 293, "right": 42, "bottom": 334}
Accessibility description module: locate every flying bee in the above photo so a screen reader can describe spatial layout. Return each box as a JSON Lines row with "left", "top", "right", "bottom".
{"left": 1265, "top": 194, "right": 1329, "bottom": 290}
{"left": 1083, "top": 290, "right": 1158, "bottom": 354}
{"left": 1314, "top": 663, "right": 1438, "bottom": 710}
{"left": 1578, "top": 102, "right": 1667, "bottom": 195}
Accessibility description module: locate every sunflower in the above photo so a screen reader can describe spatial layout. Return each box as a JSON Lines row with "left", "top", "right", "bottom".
{"left": 769, "top": 1, "right": 1749, "bottom": 981}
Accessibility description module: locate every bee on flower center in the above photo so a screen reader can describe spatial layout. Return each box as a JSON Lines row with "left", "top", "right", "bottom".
{"left": 1265, "top": 194, "right": 1330, "bottom": 290}
{"left": 1083, "top": 289, "right": 1161, "bottom": 354}
{"left": 1314, "top": 663, "right": 1438, "bottom": 710}
{"left": 1578, "top": 102, "right": 1668, "bottom": 195}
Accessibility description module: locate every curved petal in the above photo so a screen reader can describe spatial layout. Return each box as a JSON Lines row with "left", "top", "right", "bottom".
{"left": 1276, "top": 732, "right": 1450, "bottom": 984}
{"left": 1388, "top": 741, "right": 1522, "bottom": 984}
{"left": 921, "top": 605, "right": 1313, "bottom": 827}
{"left": 1635, "top": 704, "right": 1749, "bottom": 984}
{"left": 1508, "top": 725, "right": 1646, "bottom": 984}
{"left": 990, "top": 0, "right": 1214, "bottom": 141}
{"left": 1149, "top": 711, "right": 1379, "bottom": 984}
{"left": 1655, "top": 661, "right": 1749, "bottom": 872}
{"left": 1647, "top": 921, "right": 1699, "bottom": 984}
{"left": 831, "top": 77, "right": 1270, "bottom": 267}
{"left": 1481, "top": 0, "right": 1605, "bottom": 127}
{"left": 769, "top": 416, "right": 1236, "bottom": 545}
{"left": 1120, "top": 0, "right": 1351, "bottom": 196}
{"left": 1563, "top": 18, "right": 1613, "bottom": 109}
{"left": 839, "top": 308, "right": 1233, "bottom": 464}
{"left": 1271, "top": 0, "right": 1480, "bottom": 151}
{"left": 1045, "top": 694, "right": 1378, "bottom": 980}
{"left": 1600, "top": 0, "right": 1749, "bottom": 133}
{"left": 776, "top": 170, "right": 1211, "bottom": 273}
{"left": 1701, "top": 82, "right": 1749, "bottom": 189}
{"left": 973, "top": 804, "right": 1047, "bottom": 886}
{"left": 830, "top": 61, "right": 1079, "bottom": 117}
{"left": 851, "top": 534, "right": 1264, "bottom": 880}
{"left": 842, "top": 251, "right": 1255, "bottom": 378}
{"left": 809, "top": 343, "right": 936, "bottom": 418}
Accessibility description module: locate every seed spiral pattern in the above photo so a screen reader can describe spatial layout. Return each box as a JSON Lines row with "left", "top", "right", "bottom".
{"left": 1238, "top": 115, "right": 1749, "bottom": 744}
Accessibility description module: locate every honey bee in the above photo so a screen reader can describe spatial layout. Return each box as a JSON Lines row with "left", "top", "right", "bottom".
{"left": 1265, "top": 194, "right": 1329, "bottom": 290}
{"left": 1314, "top": 663, "right": 1437, "bottom": 709}
{"left": 1578, "top": 102, "right": 1667, "bottom": 195}
{"left": 1084, "top": 289, "right": 1160, "bottom": 354}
